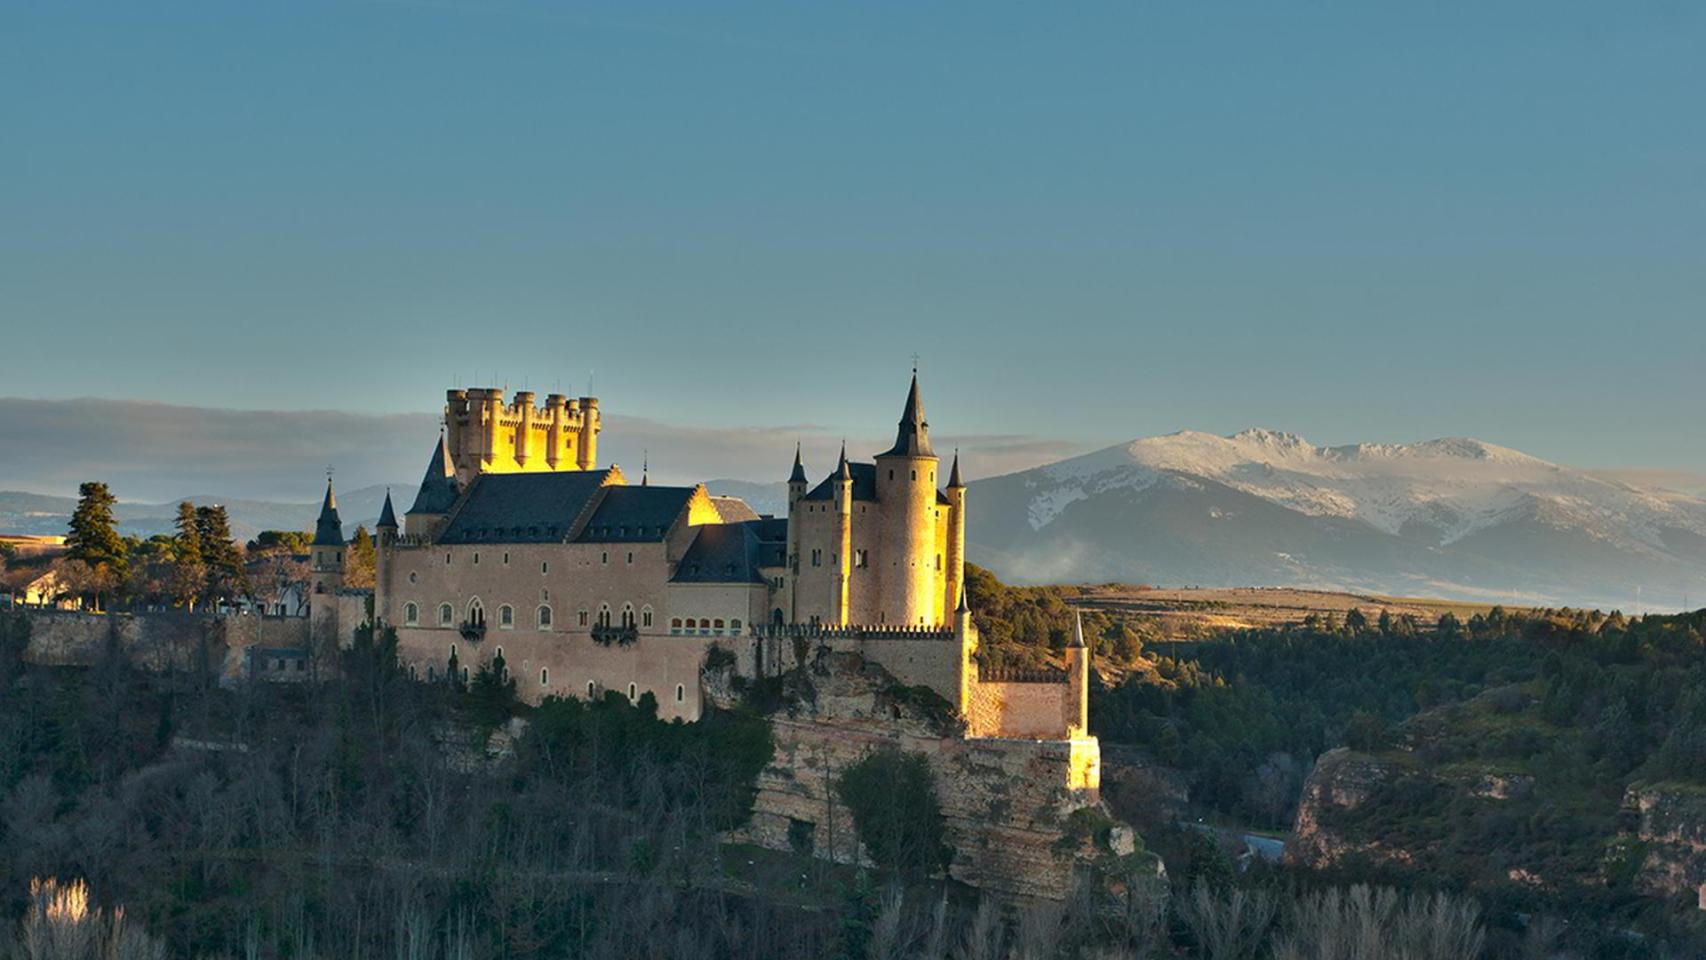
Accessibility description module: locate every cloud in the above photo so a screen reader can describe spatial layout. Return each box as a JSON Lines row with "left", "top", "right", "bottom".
{"left": 0, "top": 397, "right": 1084, "bottom": 503}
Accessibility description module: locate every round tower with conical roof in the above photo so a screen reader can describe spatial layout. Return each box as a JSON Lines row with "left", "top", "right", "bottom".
{"left": 873, "top": 374, "right": 942, "bottom": 626}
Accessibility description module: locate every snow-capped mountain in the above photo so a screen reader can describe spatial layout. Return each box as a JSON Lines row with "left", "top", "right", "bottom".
{"left": 966, "top": 430, "right": 1706, "bottom": 611}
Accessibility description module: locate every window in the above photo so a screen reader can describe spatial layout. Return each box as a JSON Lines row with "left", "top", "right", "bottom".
{"left": 467, "top": 598, "right": 484, "bottom": 625}
{"left": 587, "top": 681, "right": 596, "bottom": 698}
{"left": 537, "top": 605, "right": 552, "bottom": 630}
{"left": 713, "top": 618, "right": 725, "bottom": 633}
{"left": 628, "top": 683, "right": 637, "bottom": 701}
{"left": 578, "top": 609, "right": 589, "bottom": 627}
{"left": 404, "top": 602, "right": 419, "bottom": 625}
{"left": 621, "top": 604, "right": 636, "bottom": 629}
{"left": 910, "top": 470, "right": 916, "bottom": 481}
{"left": 503, "top": 552, "right": 509, "bottom": 565}
{"left": 730, "top": 618, "right": 742, "bottom": 634}
{"left": 428, "top": 667, "right": 437, "bottom": 681}
{"left": 855, "top": 549, "right": 868, "bottom": 568}
{"left": 499, "top": 604, "right": 514, "bottom": 629}
{"left": 600, "top": 552, "right": 608, "bottom": 565}
{"left": 626, "top": 551, "right": 633, "bottom": 565}
{"left": 675, "top": 684, "right": 685, "bottom": 704}
{"left": 462, "top": 667, "right": 470, "bottom": 683}
{"left": 811, "top": 549, "right": 822, "bottom": 567}
{"left": 670, "top": 617, "right": 682, "bottom": 634}
{"left": 473, "top": 552, "right": 479, "bottom": 565}
{"left": 408, "top": 571, "right": 417, "bottom": 584}
{"left": 449, "top": 642, "right": 457, "bottom": 658}
{"left": 541, "top": 562, "right": 548, "bottom": 574}
{"left": 936, "top": 554, "right": 943, "bottom": 571}
{"left": 598, "top": 604, "right": 612, "bottom": 627}
{"left": 540, "top": 668, "right": 549, "bottom": 687}
{"left": 438, "top": 603, "right": 454, "bottom": 626}
{"left": 641, "top": 606, "right": 653, "bottom": 628}
{"left": 446, "top": 553, "right": 451, "bottom": 565}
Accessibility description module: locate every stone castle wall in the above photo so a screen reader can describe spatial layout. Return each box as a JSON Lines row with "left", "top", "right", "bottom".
{"left": 965, "top": 676, "right": 1078, "bottom": 740}
{"left": 18, "top": 609, "right": 311, "bottom": 683}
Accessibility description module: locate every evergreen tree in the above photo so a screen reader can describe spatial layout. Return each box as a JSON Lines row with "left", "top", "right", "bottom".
{"left": 171, "top": 501, "right": 207, "bottom": 609}
{"left": 65, "top": 481, "right": 128, "bottom": 608}
{"left": 195, "top": 505, "right": 249, "bottom": 602}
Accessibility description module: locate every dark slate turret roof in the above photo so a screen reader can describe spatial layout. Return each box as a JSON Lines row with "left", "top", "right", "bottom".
{"left": 671, "top": 521, "right": 775, "bottom": 584}
{"left": 312, "top": 481, "right": 345, "bottom": 546}
{"left": 376, "top": 490, "right": 398, "bottom": 529}
{"left": 407, "top": 434, "right": 460, "bottom": 516}
{"left": 574, "top": 486, "right": 696, "bottom": 543}
{"left": 437, "top": 470, "right": 615, "bottom": 544}
{"left": 802, "top": 461, "right": 877, "bottom": 502}
{"left": 788, "top": 443, "right": 808, "bottom": 484}
{"left": 879, "top": 374, "right": 935, "bottom": 459}
{"left": 948, "top": 451, "right": 964, "bottom": 488}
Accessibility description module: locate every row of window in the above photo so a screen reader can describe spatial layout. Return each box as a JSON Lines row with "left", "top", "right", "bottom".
{"left": 804, "top": 550, "right": 938, "bottom": 569}
{"left": 667, "top": 617, "right": 743, "bottom": 636}
{"left": 434, "top": 644, "right": 688, "bottom": 705}
{"left": 401, "top": 599, "right": 654, "bottom": 630}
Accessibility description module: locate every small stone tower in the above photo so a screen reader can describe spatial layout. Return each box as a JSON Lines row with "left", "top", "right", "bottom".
{"left": 1066, "top": 610, "right": 1091, "bottom": 738}
{"left": 309, "top": 478, "right": 345, "bottom": 651}
{"left": 785, "top": 443, "right": 808, "bottom": 622}
{"left": 944, "top": 451, "right": 966, "bottom": 623}
{"left": 873, "top": 374, "right": 942, "bottom": 626}
{"left": 375, "top": 490, "right": 398, "bottom": 625}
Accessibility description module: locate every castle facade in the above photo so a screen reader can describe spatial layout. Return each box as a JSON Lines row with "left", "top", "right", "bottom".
{"left": 335, "top": 377, "right": 1089, "bottom": 748}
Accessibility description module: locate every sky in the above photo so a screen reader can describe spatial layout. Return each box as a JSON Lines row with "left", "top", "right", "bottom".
{"left": 3, "top": 1, "right": 1704, "bottom": 498}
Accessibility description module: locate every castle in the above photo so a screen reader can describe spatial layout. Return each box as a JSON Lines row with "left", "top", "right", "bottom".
{"left": 308, "top": 376, "right": 1093, "bottom": 747}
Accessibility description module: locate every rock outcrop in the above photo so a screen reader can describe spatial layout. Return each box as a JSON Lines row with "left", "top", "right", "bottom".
{"left": 716, "top": 647, "right": 1160, "bottom": 902}
{"left": 1623, "top": 784, "right": 1706, "bottom": 904}
{"left": 1284, "top": 748, "right": 1411, "bottom": 870}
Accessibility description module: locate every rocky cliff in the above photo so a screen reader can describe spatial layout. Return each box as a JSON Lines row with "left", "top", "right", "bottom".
{"left": 1624, "top": 784, "right": 1706, "bottom": 906}
{"left": 712, "top": 647, "right": 1161, "bottom": 902}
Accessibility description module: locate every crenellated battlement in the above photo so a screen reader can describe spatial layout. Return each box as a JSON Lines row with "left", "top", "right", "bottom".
{"left": 443, "top": 386, "right": 601, "bottom": 479}
{"left": 752, "top": 622, "right": 957, "bottom": 642}
{"left": 977, "top": 663, "right": 1069, "bottom": 684}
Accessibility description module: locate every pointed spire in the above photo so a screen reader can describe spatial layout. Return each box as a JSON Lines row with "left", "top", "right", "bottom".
{"left": 408, "top": 433, "right": 460, "bottom": 515}
{"left": 1069, "top": 609, "right": 1087, "bottom": 649}
{"left": 880, "top": 373, "right": 935, "bottom": 458}
{"left": 956, "top": 584, "right": 970, "bottom": 615}
{"left": 642, "top": 450, "right": 649, "bottom": 486}
{"left": 835, "top": 440, "right": 852, "bottom": 481}
{"left": 948, "top": 449, "right": 964, "bottom": 489}
{"left": 789, "top": 441, "right": 808, "bottom": 484}
{"left": 377, "top": 489, "right": 398, "bottom": 529}
{"left": 313, "top": 477, "right": 345, "bottom": 546}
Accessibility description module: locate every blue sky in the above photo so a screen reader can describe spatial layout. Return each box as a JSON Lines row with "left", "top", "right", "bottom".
{"left": 4, "top": 1, "right": 1703, "bottom": 480}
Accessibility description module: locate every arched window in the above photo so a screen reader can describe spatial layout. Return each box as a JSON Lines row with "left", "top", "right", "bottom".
{"left": 641, "top": 605, "right": 654, "bottom": 628}
{"left": 621, "top": 603, "right": 636, "bottom": 629}
{"left": 627, "top": 683, "right": 637, "bottom": 701}
{"left": 578, "top": 608, "right": 589, "bottom": 627}
{"left": 537, "top": 605, "right": 552, "bottom": 630}
{"left": 598, "top": 604, "right": 612, "bottom": 627}
{"left": 730, "top": 618, "right": 742, "bottom": 634}
{"left": 499, "top": 604, "right": 514, "bottom": 629}
{"left": 404, "top": 602, "right": 419, "bottom": 625}
{"left": 587, "top": 681, "right": 596, "bottom": 698}
{"left": 540, "top": 668, "right": 549, "bottom": 687}
{"left": 467, "top": 598, "right": 484, "bottom": 625}
{"left": 713, "top": 618, "right": 725, "bottom": 633}
{"left": 438, "top": 603, "right": 454, "bottom": 626}
{"left": 427, "top": 666, "right": 436, "bottom": 681}
{"left": 684, "top": 618, "right": 697, "bottom": 631}
{"left": 449, "top": 642, "right": 457, "bottom": 658}
{"left": 670, "top": 617, "right": 683, "bottom": 634}
{"left": 675, "top": 684, "right": 685, "bottom": 703}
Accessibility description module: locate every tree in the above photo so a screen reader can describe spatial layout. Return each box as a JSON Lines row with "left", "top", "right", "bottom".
{"left": 195, "top": 506, "right": 248, "bottom": 602}
{"left": 171, "top": 502, "right": 207, "bottom": 610}
{"left": 836, "top": 747, "right": 951, "bottom": 880}
{"left": 248, "top": 530, "right": 311, "bottom": 554}
{"left": 65, "top": 482, "right": 127, "bottom": 609}
{"left": 1344, "top": 607, "right": 1369, "bottom": 632}
{"left": 346, "top": 526, "right": 376, "bottom": 589}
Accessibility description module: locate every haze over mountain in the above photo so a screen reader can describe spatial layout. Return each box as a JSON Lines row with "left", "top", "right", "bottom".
{"left": 966, "top": 429, "right": 1706, "bottom": 612}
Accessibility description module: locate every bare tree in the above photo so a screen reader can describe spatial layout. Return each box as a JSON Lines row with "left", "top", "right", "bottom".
{"left": 1177, "top": 883, "right": 1278, "bottom": 960}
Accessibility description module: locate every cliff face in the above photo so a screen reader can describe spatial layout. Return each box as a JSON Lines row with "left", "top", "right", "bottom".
{"left": 1624, "top": 785, "right": 1706, "bottom": 904}
{"left": 716, "top": 648, "right": 1158, "bottom": 902}
{"left": 1284, "top": 748, "right": 1411, "bottom": 870}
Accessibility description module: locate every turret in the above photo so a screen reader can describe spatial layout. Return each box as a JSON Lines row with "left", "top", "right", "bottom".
{"left": 375, "top": 490, "right": 397, "bottom": 624}
{"left": 1066, "top": 610, "right": 1091, "bottom": 738}
{"left": 873, "top": 374, "right": 941, "bottom": 626}
{"left": 376, "top": 490, "right": 398, "bottom": 543}
{"left": 311, "top": 478, "right": 345, "bottom": 594}
{"left": 944, "top": 450, "right": 966, "bottom": 625}
{"left": 834, "top": 442, "right": 854, "bottom": 625}
{"left": 515, "top": 391, "right": 538, "bottom": 467}
{"left": 576, "top": 396, "right": 600, "bottom": 469}
{"left": 545, "top": 393, "right": 568, "bottom": 468}
{"left": 406, "top": 432, "right": 460, "bottom": 540}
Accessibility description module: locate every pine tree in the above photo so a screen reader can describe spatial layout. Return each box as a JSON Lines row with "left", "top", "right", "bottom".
{"left": 171, "top": 501, "right": 207, "bottom": 610}
{"left": 195, "top": 505, "right": 249, "bottom": 602}
{"left": 66, "top": 481, "right": 128, "bottom": 609}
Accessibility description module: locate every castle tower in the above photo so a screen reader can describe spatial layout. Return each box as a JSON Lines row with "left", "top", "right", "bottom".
{"left": 1066, "top": 610, "right": 1091, "bottom": 738}
{"left": 786, "top": 443, "right": 808, "bottom": 621}
{"left": 873, "top": 374, "right": 941, "bottom": 625}
{"left": 833, "top": 443, "right": 854, "bottom": 626}
{"left": 375, "top": 490, "right": 397, "bottom": 625}
{"left": 311, "top": 479, "right": 345, "bottom": 594}
{"left": 576, "top": 397, "right": 601, "bottom": 470}
{"left": 944, "top": 451, "right": 966, "bottom": 625}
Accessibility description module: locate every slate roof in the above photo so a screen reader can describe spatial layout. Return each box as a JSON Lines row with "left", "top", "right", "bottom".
{"left": 671, "top": 522, "right": 769, "bottom": 584}
{"left": 312, "top": 482, "right": 345, "bottom": 546}
{"left": 801, "top": 461, "right": 878, "bottom": 502}
{"left": 879, "top": 374, "right": 935, "bottom": 458}
{"left": 437, "top": 470, "right": 615, "bottom": 544}
{"left": 407, "top": 435, "right": 461, "bottom": 516}
{"left": 574, "top": 486, "right": 696, "bottom": 543}
{"left": 709, "top": 497, "right": 760, "bottom": 523}
{"left": 376, "top": 491, "right": 398, "bottom": 528}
